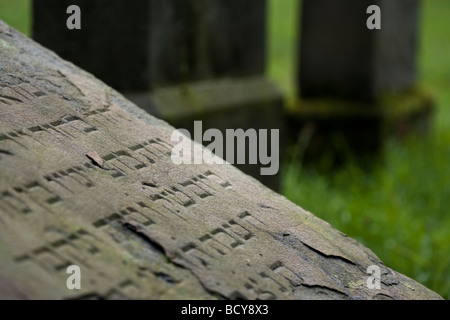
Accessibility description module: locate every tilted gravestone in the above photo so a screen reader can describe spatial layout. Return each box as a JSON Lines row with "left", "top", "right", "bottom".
{"left": 33, "top": 0, "right": 283, "bottom": 191}
{"left": 0, "top": 20, "right": 442, "bottom": 299}
{"left": 290, "top": 0, "right": 432, "bottom": 158}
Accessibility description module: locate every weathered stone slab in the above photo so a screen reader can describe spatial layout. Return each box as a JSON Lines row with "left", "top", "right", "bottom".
{"left": 0, "top": 20, "right": 441, "bottom": 300}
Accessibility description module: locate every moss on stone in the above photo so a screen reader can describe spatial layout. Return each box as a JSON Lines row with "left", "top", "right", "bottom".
{"left": 288, "top": 87, "right": 433, "bottom": 120}
{"left": 0, "top": 38, "right": 15, "bottom": 51}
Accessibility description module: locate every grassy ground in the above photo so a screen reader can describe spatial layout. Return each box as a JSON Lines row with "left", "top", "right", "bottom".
{"left": 270, "top": 0, "right": 450, "bottom": 299}
{"left": 267, "top": 0, "right": 298, "bottom": 98}
{"left": 0, "top": 0, "right": 30, "bottom": 35}
{"left": 1, "top": 0, "right": 448, "bottom": 299}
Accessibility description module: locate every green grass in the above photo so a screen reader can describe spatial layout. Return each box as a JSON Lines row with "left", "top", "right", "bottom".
{"left": 283, "top": 136, "right": 450, "bottom": 299}
{"left": 1, "top": 0, "right": 448, "bottom": 299}
{"left": 276, "top": 0, "right": 450, "bottom": 299}
{"left": 0, "top": 0, "right": 30, "bottom": 35}
{"left": 267, "top": 0, "right": 299, "bottom": 98}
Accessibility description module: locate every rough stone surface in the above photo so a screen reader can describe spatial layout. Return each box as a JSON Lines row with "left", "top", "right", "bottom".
{"left": 0, "top": 21, "right": 442, "bottom": 300}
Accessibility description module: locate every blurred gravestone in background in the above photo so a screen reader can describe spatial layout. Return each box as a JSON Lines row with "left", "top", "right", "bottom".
{"left": 33, "top": 0, "right": 283, "bottom": 191}
{"left": 288, "top": 0, "right": 432, "bottom": 162}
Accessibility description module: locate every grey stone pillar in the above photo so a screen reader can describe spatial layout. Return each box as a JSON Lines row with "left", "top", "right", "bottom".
{"left": 33, "top": 0, "right": 283, "bottom": 191}
{"left": 33, "top": 0, "right": 152, "bottom": 91}
{"left": 148, "top": 0, "right": 267, "bottom": 87}
{"left": 291, "top": 0, "right": 432, "bottom": 159}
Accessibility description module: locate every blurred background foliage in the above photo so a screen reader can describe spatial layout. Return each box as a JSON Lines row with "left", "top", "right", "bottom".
{"left": 0, "top": 0, "right": 30, "bottom": 35}
{"left": 0, "top": 0, "right": 448, "bottom": 299}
